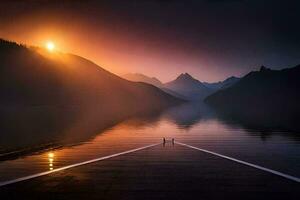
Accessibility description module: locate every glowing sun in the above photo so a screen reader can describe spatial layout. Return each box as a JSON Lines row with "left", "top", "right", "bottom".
{"left": 46, "top": 41, "right": 55, "bottom": 52}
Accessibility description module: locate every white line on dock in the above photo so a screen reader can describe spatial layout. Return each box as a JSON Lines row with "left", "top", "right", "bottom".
{"left": 0, "top": 143, "right": 161, "bottom": 187}
{"left": 175, "top": 141, "right": 300, "bottom": 183}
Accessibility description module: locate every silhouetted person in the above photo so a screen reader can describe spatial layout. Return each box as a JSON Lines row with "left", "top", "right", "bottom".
{"left": 163, "top": 137, "right": 166, "bottom": 146}
{"left": 172, "top": 138, "right": 175, "bottom": 145}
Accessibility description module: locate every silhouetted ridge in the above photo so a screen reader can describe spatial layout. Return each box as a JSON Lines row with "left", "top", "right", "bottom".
{"left": 0, "top": 38, "right": 182, "bottom": 108}
{"left": 259, "top": 65, "right": 271, "bottom": 72}
{"left": 205, "top": 65, "right": 300, "bottom": 131}
{"left": 203, "top": 76, "right": 240, "bottom": 90}
{"left": 122, "top": 73, "right": 163, "bottom": 87}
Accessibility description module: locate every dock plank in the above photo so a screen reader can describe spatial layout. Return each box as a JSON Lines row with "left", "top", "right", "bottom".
{"left": 0, "top": 143, "right": 299, "bottom": 200}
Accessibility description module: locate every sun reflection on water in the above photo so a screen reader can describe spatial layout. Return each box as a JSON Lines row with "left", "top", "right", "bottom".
{"left": 48, "top": 152, "right": 54, "bottom": 171}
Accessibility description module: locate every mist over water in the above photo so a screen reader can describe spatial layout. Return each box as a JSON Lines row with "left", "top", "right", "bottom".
{"left": 0, "top": 102, "right": 299, "bottom": 183}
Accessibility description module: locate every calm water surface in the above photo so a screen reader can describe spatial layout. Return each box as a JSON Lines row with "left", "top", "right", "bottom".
{"left": 0, "top": 103, "right": 299, "bottom": 182}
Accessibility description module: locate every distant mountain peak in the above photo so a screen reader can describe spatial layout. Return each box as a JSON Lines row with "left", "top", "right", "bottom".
{"left": 164, "top": 72, "right": 212, "bottom": 100}
{"left": 259, "top": 65, "right": 271, "bottom": 72}
{"left": 203, "top": 76, "right": 240, "bottom": 90}
{"left": 227, "top": 76, "right": 238, "bottom": 80}
{"left": 122, "top": 73, "right": 163, "bottom": 87}
{"left": 176, "top": 73, "right": 195, "bottom": 81}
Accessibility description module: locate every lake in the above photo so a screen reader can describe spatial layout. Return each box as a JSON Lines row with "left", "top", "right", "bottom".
{"left": 0, "top": 102, "right": 299, "bottom": 183}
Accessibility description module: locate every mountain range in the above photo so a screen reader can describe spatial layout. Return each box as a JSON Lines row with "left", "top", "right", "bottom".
{"left": 123, "top": 72, "right": 239, "bottom": 101}
{"left": 123, "top": 73, "right": 163, "bottom": 87}
{"left": 123, "top": 66, "right": 300, "bottom": 131}
{"left": 203, "top": 76, "right": 240, "bottom": 90}
{"left": 0, "top": 39, "right": 182, "bottom": 111}
{"left": 2, "top": 38, "right": 300, "bottom": 132}
{"left": 205, "top": 65, "right": 300, "bottom": 131}
{"left": 0, "top": 38, "right": 186, "bottom": 152}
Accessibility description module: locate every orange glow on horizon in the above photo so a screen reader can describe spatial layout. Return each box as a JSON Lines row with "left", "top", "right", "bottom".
{"left": 0, "top": 22, "right": 228, "bottom": 83}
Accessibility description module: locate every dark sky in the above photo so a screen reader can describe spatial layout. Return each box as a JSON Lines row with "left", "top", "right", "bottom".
{"left": 0, "top": 0, "right": 300, "bottom": 82}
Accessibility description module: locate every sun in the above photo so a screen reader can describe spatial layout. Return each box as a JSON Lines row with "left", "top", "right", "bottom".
{"left": 46, "top": 41, "right": 55, "bottom": 52}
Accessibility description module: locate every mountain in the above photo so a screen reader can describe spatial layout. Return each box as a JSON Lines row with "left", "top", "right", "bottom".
{"left": 123, "top": 73, "right": 163, "bottom": 87}
{"left": 205, "top": 65, "right": 300, "bottom": 131}
{"left": 203, "top": 76, "right": 240, "bottom": 90}
{"left": 0, "top": 39, "right": 185, "bottom": 152}
{"left": 122, "top": 73, "right": 187, "bottom": 100}
{"left": 0, "top": 39, "right": 182, "bottom": 110}
{"left": 163, "top": 73, "right": 213, "bottom": 100}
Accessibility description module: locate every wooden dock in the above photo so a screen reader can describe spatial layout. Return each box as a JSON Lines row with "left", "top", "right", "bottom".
{"left": 0, "top": 142, "right": 299, "bottom": 200}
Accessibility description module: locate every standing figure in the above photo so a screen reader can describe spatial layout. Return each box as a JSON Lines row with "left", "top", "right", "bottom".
{"left": 163, "top": 137, "right": 166, "bottom": 146}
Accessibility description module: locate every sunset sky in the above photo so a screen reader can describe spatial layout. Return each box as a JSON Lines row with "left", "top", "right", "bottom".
{"left": 1, "top": 0, "right": 300, "bottom": 82}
